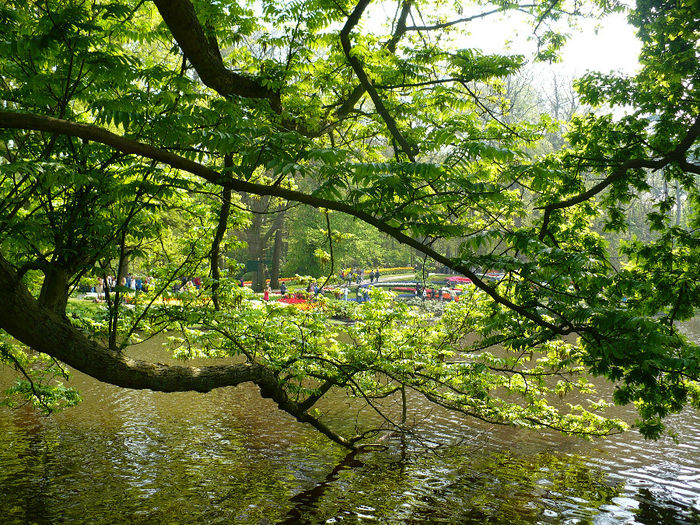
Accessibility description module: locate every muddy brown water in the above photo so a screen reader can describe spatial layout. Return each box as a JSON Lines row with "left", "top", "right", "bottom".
{"left": 1, "top": 319, "right": 699, "bottom": 523}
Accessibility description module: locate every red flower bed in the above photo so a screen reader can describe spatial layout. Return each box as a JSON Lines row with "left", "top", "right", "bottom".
{"left": 278, "top": 297, "right": 308, "bottom": 304}
{"left": 276, "top": 296, "right": 320, "bottom": 310}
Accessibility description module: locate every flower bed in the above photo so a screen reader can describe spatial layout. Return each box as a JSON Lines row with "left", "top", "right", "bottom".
{"left": 446, "top": 276, "right": 472, "bottom": 284}
{"left": 277, "top": 297, "right": 307, "bottom": 304}
{"left": 377, "top": 266, "right": 413, "bottom": 274}
{"left": 277, "top": 296, "right": 321, "bottom": 310}
{"left": 391, "top": 286, "right": 416, "bottom": 292}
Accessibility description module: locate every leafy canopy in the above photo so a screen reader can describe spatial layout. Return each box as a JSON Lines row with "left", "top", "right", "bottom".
{"left": 0, "top": 0, "right": 698, "bottom": 445}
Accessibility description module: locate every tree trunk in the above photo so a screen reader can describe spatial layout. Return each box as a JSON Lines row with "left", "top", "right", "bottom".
{"left": 211, "top": 185, "right": 232, "bottom": 309}
{"left": 118, "top": 256, "right": 129, "bottom": 283}
{"left": 0, "top": 252, "right": 353, "bottom": 449}
{"left": 269, "top": 210, "right": 286, "bottom": 289}
{"left": 242, "top": 194, "right": 287, "bottom": 292}
{"left": 0, "top": 254, "right": 259, "bottom": 390}
{"left": 247, "top": 210, "right": 266, "bottom": 292}
{"left": 38, "top": 265, "right": 70, "bottom": 314}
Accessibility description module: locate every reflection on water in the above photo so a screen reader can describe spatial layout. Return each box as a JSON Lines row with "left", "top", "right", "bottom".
{"left": 1, "top": 319, "right": 699, "bottom": 524}
{"left": 281, "top": 444, "right": 623, "bottom": 524}
{"left": 0, "top": 382, "right": 341, "bottom": 524}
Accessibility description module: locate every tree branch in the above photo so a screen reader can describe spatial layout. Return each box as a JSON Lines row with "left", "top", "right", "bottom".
{"left": 405, "top": 6, "right": 534, "bottom": 31}
{"left": 0, "top": 254, "right": 268, "bottom": 392}
{"left": 211, "top": 156, "right": 233, "bottom": 310}
{"left": 0, "top": 252, "right": 355, "bottom": 448}
{"left": 322, "top": 1, "right": 414, "bottom": 132}
{"left": 0, "top": 109, "right": 568, "bottom": 332}
{"left": 538, "top": 115, "right": 700, "bottom": 240}
{"left": 152, "top": 0, "right": 281, "bottom": 112}
{"left": 340, "top": 0, "right": 418, "bottom": 160}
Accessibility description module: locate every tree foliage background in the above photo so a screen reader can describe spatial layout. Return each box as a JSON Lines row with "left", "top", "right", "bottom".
{"left": 0, "top": 0, "right": 698, "bottom": 446}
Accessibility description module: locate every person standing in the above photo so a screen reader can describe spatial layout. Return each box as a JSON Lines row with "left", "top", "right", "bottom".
{"left": 280, "top": 282, "right": 287, "bottom": 295}
{"left": 96, "top": 277, "right": 104, "bottom": 301}
{"left": 264, "top": 285, "right": 270, "bottom": 301}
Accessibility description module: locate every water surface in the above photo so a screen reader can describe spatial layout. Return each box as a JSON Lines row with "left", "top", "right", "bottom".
{"left": 1, "top": 320, "right": 699, "bottom": 523}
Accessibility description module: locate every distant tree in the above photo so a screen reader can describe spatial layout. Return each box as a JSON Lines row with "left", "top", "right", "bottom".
{"left": 283, "top": 205, "right": 412, "bottom": 277}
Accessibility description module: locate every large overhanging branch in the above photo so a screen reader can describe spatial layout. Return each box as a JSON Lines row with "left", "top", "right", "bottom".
{"left": 0, "top": 252, "right": 355, "bottom": 448}
{"left": 537, "top": 115, "right": 700, "bottom": 240}
{"left": 0, "top": 109, "right": 565, "bottom": 333}
{"left": 0, "top": 254, "right": 269, "bottom": 393}
{"left": 326, "top": 0, "right": 412, "bottom": 129}
{"left": 152, "top": 0, "right": 359, "bottom": 136}
{"left": 153, "top": 0, "right": 431, "bottom": 142}
{"left": 152, "top": 0, "right": 282, "bottom": 112}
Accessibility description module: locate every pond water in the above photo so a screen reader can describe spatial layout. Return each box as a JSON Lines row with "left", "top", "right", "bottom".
{"left": 1, "top": 319, "right": 699, "bottom": 524}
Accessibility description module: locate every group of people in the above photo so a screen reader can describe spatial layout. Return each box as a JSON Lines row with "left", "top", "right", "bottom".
{"left": 335, "top": 285, "right": 371, "bottom": 302}
{"left": 414, "top": 284, "right": 458, "bottom": 301}
{"left": 176, "top": 276, "right": 203, "bottom": 292}
{"left": 305, "top": 281, "right": 323, "bottom": 296}
{"left": 91, "top": 274, "right": 211, "bottom": 301}
{"left": 239, "top": 279, "right": 316, "bottom": 301}
{"left": 339, "top": 268, "right": 382, "bottom": 284}
{"left": 93, "top": 274, "right": 153, "bottom": 299}
{"left": 89, "top": 269, "right": 462, "bottom": 305}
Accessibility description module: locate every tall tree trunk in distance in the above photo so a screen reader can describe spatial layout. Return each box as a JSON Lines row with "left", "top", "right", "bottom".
{"left": 269, "top": 210, "right": 286, "bottom": 289}
{"left": 118, "top": 256, "right": 129, "bottom": 283}
{"left": 247, "top": 208, "right": 266, "bottom": 292}
{"left": 108, "top": 235, "right": 131, "bottom": 350}
{"left": 242, "top": 194, "right": 287, "bottom": 292}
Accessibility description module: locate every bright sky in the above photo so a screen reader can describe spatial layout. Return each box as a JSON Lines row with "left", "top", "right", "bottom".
{"left": 369, "top": 2, "right": 643, "bottom": 79}
{"left": 462, "top": 10, "right": 642, "bottom": 77}
{"left": 555, "top": 12, "right": 642, "bottom": 76}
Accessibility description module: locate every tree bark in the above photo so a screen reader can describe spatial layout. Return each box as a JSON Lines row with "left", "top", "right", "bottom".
{"left": 152, "top": 0, "right": 281, "bottom": 110}
{"left": 211, "top": 175, "right": 233, "bottom": 310}
{"left": 675, "top": 179, "right": 682, "bottom": 226}
{"left": 246, "top": 208, "right": 266, "bottom": 292}
{"left": 269, "top": 212, "right": 285, "bottom": 289}
{"left": 0, "top": 255, "right": 270, "bottom": 392}
{"left": 38, "top": 265, "right": 70, "bottom": 314}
